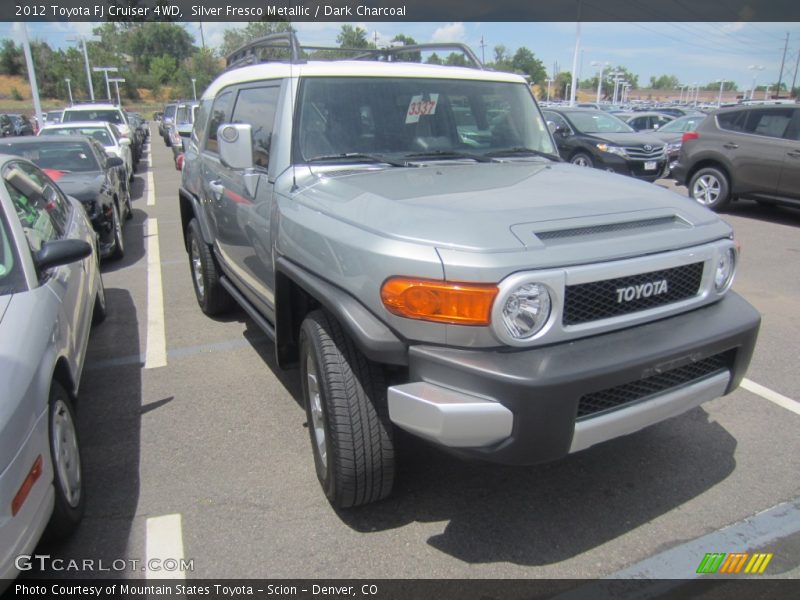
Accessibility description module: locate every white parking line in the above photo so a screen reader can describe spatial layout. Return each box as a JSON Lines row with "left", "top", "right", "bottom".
{"left": 144, "top": 218, "right": 167, "bottom": 369}
{"left": 145, "top": 514, "right": 186, "bottom": 580}
{"left": 741, "top": 378, "right": 800, "bottom": 416}
{"left": 146, "top": 163, "right": 155, "bottom": 206}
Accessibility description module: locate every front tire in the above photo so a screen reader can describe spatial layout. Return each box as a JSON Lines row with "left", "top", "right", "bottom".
{"left": 571, "top": 152, "right": 594, "bottom": 168}
{"left": 689, "top": 166, "right": 731, "bottom": 211}
{"left": 299, "top": 310, "right": 394, "bottom": 508}
{"left": 109, "top": 202, "right": 125, "bottom": 260}
{"left": 187, "top": 219, "right": 234, "bottom": 315}
{"left": 47, "top": 382, "right": 85, "bottom": 538}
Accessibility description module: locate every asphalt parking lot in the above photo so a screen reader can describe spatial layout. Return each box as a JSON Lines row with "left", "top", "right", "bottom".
{"left": 24, "top": 130, "right": 800, "bottom": 581}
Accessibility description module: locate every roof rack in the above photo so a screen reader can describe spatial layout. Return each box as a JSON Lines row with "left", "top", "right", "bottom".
{"left": 225, "top": 32, "right": 484, "bottom": 71}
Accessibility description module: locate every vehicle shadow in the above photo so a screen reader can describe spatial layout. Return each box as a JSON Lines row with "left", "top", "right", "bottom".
{"left": 724, "top": 199, "right": 800, "bottom": 227}
{"left": 22, "top": 289, "right": 142, "bottom": 579}
{"left": 335, "top": 407, "right": 736, "bottom": 566}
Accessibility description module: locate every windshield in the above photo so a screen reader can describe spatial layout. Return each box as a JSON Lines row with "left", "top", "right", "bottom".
{"left": 0, "top": 140, "right": 100, "bottom": 172}
{"left": 63, "top": 109, "right": 124, "bottom": 125}
{"left": 0, "top": 203, "right": 25, "bottom": 295}
{"left": 567, "top": 111, "right": 634, "bottom": 134}
{"left": 175, "top": 105, "right": 195, "bottom": 125}
{"left": 295, "top": 77, "right": 557, "bottom": 163}
{"left": 41, "top": 126, "right": 115, "bottom": 146}
{"left": 164, "top": 105, "right": 177, "bottom": 120}
{"left": 657, "top": 115, "right": 705, "bottom": 133}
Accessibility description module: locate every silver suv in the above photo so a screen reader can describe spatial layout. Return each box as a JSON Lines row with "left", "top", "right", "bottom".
{"left": 179, "top": 34, "right": 760, "bottom": 507}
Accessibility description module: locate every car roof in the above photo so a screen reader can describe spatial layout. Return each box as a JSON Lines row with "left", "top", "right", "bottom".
{"left": 204, "top": 60, "right": 526, "bottom": 100}
{"left": 63, "top": 103, "right": 121, "bottom": 111}
{"left": 0, "top": 134, "right": 93, "bottom": 144}
{"left": 40, "top": 121, "right": 115, "bottom": 129}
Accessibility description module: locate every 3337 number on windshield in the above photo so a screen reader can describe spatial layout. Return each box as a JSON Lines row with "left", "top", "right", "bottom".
{"left": 406, "top": 94, "right": 439, "bottom": 124}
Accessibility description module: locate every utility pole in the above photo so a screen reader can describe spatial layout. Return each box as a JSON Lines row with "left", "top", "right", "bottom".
{"left": 479, "top": 35, "right": 486, "bottom": 65}
{"left": 791, "top": 49, "right": 800, "bottom": 98}
{"left": 199, "top": 22, "right": 206, "bottom": 50}
{"left": 776, "top": 32, "right": 789, "bottom": 98}
{"left": 569, "top": 2, "right": 582, "bottom": 107}
{"left": 65, "top": 78, "right": 73, "bottom": 105}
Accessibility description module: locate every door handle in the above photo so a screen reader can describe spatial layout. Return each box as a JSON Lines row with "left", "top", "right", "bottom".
{"left": 723, "top": 142, "right": 739, "bottom": 150}
{"left": 787, "top": 150, "right": 800, "bottom": 159}
{"left": 208, "top": 180, "right": 224, "bottom": 200}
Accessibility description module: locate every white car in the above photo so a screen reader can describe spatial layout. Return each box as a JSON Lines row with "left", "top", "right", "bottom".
{"left": 0, "top": 153, "right": 105, "bottom": 583}
{"left": 60, "top": 103, "right": 131, "bottom": 140}
{"left": 38, "top": 121, "right": 133, "bottom": 182}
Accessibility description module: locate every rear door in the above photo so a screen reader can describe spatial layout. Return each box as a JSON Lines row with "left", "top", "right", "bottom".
{"left": 777, "top": 108, "right": 800, "bottom": 200}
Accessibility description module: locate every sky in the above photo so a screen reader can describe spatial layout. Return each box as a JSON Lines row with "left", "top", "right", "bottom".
{"left": 3, "top": 21, "right": 800, "bottom": 93}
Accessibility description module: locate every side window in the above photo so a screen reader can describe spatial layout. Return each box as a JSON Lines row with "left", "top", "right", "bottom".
{"left": 193, "top": 99, "right": 212, "bottom": 146}
{"left": 717, "top": 111, "right": 747, "bottom": 133}
{"left": 544, "top": 112, "right": 569, "bottom": 132}
{"left": 783, "top": 109, "right": 800, "bottom": 142}
{"left": 3, "top": 161, "right": 67, "bottom": 251}
{"left": 231, "top": 85, "right": 281, "bottom": 169}
{"left": 743, "top": 108, "right": 793, "bottom": 139}
{"left": 205, "top": 90, "right": 235, "bottom": 154}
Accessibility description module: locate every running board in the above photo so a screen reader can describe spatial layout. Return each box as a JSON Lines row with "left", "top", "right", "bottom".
{"left": 219, "top": 276, "right": 276, "bottom": 341}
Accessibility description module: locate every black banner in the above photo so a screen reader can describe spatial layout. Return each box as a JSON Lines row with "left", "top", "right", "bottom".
{"left": 5, "top": 0, "right": 800, "bottom": 23}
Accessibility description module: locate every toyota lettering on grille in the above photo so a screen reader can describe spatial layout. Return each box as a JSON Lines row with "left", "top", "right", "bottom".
{"left": 616, "top": 279, "right": 669, "bottom": 303}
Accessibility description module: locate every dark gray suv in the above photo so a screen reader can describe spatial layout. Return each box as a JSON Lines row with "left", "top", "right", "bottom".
{"left": 672, "top": 104, "right": 800, "bottom": 211}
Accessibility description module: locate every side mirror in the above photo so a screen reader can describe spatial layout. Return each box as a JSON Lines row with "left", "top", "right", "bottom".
{"left": 106, "top": 156, "right": 124, "bottom": 168}
{"left": 34, "top": 239, "right": 92, "bottom": 271}
{"left": 218, "top": 123, "right": 255, "bottom": 170}
{"left": 119, "top": 138, "right": 131, "bottom": 145}
{"left": 554, "top": 125, "right": 569, "bottom": 136}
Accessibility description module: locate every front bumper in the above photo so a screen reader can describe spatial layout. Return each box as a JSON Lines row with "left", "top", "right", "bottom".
{"left": 387, "top": 292, "right": 759, "bottom": 465}
{"left": 594, "top": 153, "right": 667, "bottom": 182}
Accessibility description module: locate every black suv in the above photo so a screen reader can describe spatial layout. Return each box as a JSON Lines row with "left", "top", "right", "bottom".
{"left": 672, "top": 104, "right": 800, "bottom": 211}
{"left": 542, "top": 108, "right": 668, "bottom": 182}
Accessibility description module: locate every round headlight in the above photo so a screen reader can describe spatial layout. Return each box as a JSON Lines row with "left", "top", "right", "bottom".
{"left": 714, "top": 247, "right": 736, "bottom": 292}
{"left": 501, "top": 283, "right": 551, "bottom": 339}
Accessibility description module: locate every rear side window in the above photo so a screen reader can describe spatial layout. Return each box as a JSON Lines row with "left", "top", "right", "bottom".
{"left": 205, "top": 91, "right": 234, "bottom": 154}
{"left": 231, "top": 85, "right": 281, "bottom": 168}
{"left": 716, "top": 111, "right": 747, "bottom": 132}
{"left": 743, "top": 108, "right": 794, "bottom": 139}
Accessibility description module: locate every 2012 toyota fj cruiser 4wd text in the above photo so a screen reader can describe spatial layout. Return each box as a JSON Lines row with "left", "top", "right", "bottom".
{"left": 179, "top": 34, "right": 760, "bottom": 508}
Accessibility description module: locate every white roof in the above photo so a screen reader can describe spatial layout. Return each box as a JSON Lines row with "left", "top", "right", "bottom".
{"left": 204, "top": 60, "right": 527, "bottom": 100}
{"left": 62, "top": 103, "right": 123, "bottom": 112}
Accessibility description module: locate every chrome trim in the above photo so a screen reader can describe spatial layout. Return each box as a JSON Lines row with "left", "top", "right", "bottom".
{"left": 388, "top": 382, "right": 513, "bottom": 448}
{"left": 569, "top": 371, "right": 730, "bottom": 453}
{"left": 490, "top": 239, "right": 736, "bottom": 348}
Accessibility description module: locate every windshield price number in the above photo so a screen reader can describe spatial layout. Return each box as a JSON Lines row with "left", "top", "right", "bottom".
{"left": 405, "top": 94, "right": 439, "bottom": 124}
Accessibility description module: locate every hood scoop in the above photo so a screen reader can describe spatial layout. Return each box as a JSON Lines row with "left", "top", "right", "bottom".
{"left": 535, "top": 215, "right": 690, "bottom": 243}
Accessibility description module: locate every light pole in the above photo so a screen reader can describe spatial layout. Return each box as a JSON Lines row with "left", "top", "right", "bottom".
{"left": 591, "top": 61, "right": 610, "bottom": 103}
{"left": 716, "top": 79, "right": 728, "bottom": 107}
{"left": 93, "top": 67, "right": 118, "bottom": 101}
{"left": 191, "top": 78, "right": 197, "bottom": 101}
{"left": 748, "top": 65, "right": 765, "bottom": 100}
{"left": 65, "top": 78, "right": 73, "bottom": 105}
{"left": 67, "top": 35, "right": 100, "bottom": 102}
{"left": 108, "top": 77, "right": 125, "bottom": 106}
{"left": 678, "top": 84, "right": 687, "bottom": 104}
{"left": 565, "top": 82, "right": 571, "bottom": 101}
{"left": 693, "top": 82, "right": 700, "bottom": 106}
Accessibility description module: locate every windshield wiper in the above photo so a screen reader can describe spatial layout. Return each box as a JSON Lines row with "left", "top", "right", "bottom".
{"left": 402, "top": 150, "right": 498, "bottom": 163}
{"left": 306, "top": 153, "right": 411, "bottom": 168}
{"left": 484, "top": 147, "right": 562, "bottom": 162}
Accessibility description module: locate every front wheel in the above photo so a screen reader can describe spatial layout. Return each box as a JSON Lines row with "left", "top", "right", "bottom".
{"left": 187, "top": 219, "right": 234, "bottom": 315}
{"left": 688, "top": 166, "right": 731, "bottom": 211}
{"left": 299, "top": 310, "right": 394, "bottom": 508}
{"left": 571, "top": 152, "right": 594, "bottom": 168}
{"left": 47, "top": 382, "right": 85, "bottom": 538}
{"left": 109, "top": 202, "right": 125, "bottom": 260}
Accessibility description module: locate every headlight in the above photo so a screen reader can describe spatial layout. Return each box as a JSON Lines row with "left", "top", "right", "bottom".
{"left": 714, "top": 246, "right": 737, "bottom": 293}
{"left": 500, "top": 283, "right": 552, "bottom": 339}
{"left": 666, "top": 142, "right": 682, "bottom": 153}
{"left": 596, "top": 143, "right": 627, "bottom": 157}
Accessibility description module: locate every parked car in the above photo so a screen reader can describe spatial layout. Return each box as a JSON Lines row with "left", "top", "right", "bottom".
{"left": 179, "top": 33, "right": 759, "bottom": 507}
{"left": 0, "top": 114, "right": 12, "bottom": 137}
{"left": 167, "top": 101, "right": 199, "bottom": 166}
{"left": 44, "top": 110, "right": 63, "bottom": 125}
{"left": 160, "top": 102, "right": 178, "bottom": 145}
{"left": 153, "top": 111, "right": 163, "bottom": 122}
{"left": 60, "top": 103, "right": 132, "bottom": 142}
{"left": 672, "top": 104, "right": 800, "bottom": 211}
{"left": 123, "top": 112, "right": 146, "bottom": 164}
{"left": 0, "top": 136, "right": 130, "bottom": 259}
{"left": 655, "top": 106, "right": 706, "bottom": 118}
{"left": 5, "top": 114, "right": 34, "bottom": 136}
{"left": 542, "top": 108, "right": 668, "bottom": 181}
{"left": 618, "top": 111, "right": 675, "bottom": 132}
{"left": 647, "top": 114, "right": 707, "bottom": 174}
{"left": 39, "top": 121, "right": 134, "bottom": 183}
{"left": 0, "top": 153, "right": 105, "bottom": 582}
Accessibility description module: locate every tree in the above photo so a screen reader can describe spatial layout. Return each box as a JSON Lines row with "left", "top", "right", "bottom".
{"left": 219, "top": 21, "right": 294, "bottom": 59}
{"left": 127, "top": 22, "right": 193, "bottom": 73}
{"left": 390, "top": 34, "right": 420, "bottom": 62}
{"left": 149, "top": 54, "right": 177, "bottom": 86}
{"left": 649, "top": 74, "right": 680, "bottom": 90}
{"left": 337, "top": 25, "right": 370, "bottom": 49}
{"left": 608, "top": 65, "right": 639, "bottom": 90}
{"left": 426, "top": 53, "right": 442, "bottom": 65}
{"left": 511, "top": 47, "right": 546, "bottom": 84}
{"left": 491, "top": 45, "right": 513, "bottom": 72}
{"left": 554, "top": 71, "right": 573, "bottom": 99}
{"left": 0, "top": 40, "right": 23, "bottom": 76}
{"left": 445, "top": 53, "right": 468, "bottom": 66}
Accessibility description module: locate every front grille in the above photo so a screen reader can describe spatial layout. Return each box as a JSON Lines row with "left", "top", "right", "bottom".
{"left": 563, "top": 262, "right": 704, "bottom": 326}
{"left": 576, "top": 352, "right": 731, "bottom": 419}
{"left": 622, "top": 145, "right": 666, "bottom": 160}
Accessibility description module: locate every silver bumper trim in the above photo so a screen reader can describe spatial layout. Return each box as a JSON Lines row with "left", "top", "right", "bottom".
{"left": 388, "top": 382, "right": 513, "bottom": 448}
{"left": 569, "top": 371, "right": 731, "bottom": 453}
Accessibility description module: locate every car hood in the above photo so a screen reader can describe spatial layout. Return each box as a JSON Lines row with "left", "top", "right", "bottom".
{"left": 47, "top": 171, "right": 104, "bottom": 201}
{"left": 292, "top": 161, "right": 728, "bottom": 263}
{"left": 0, "top": 295, "right": 9, "bottom": 323}
{"left": 647, "top": 131, "right": 683, "bottom": 144}
{"left": 583, "top": 132, "right": 666, "bottom": 147}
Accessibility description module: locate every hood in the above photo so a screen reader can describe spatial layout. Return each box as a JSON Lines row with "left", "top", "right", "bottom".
{"left": 50, "top": 171, "right": 104, "bottom": 202}
{"left": 293, "top": 161, "right": 725, "bottom": 256}
{"left": 647, "top": 131, "right": 684, "bottom": 144}
{"left": 584, "top": 132, "right": 666, "bottom": 147}
{"left": 0, "top": 295, "right": 9, "bottom": 323}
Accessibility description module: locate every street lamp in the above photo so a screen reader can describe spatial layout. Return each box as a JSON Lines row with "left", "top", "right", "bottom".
{"left": 693, "top": 82, "right": 700, "bottom": 106}
{"left": 93, "top": 67, "right": 118, "bottom": 101}
{"left": 716, "top": 79, "right": 728, "bottom": 107}
{"left": 108, "top": 77, "right": 125, "bottom": 106}
{"left": 678, "top": 84, "right": 688, "bottom": 104}
{"left": 591, "top": 60, "right": 610, "bottom": 103}
{"left": 67, "top": 34, "right": 101, "bottom": 102}
{"left": 545, "top": 78, "right": 553, "bottom": 103}
{"left": 191, "top": 78, "right": 197, "bottom": 101}
{"left": 748, "top": 65, "right": 765, "bottom": 100}
{"left": 65, "top": 78, "right": 73, "bottom": 105}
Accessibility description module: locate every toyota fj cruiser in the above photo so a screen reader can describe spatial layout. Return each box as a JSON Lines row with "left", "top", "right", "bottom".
{"left": 179, "top": 34, "right": 760, "bottom": 507}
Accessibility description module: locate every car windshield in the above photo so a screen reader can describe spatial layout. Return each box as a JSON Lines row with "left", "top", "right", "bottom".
{"left": 63, "top": 109, "right": 124, "bottom": 125}
{"left": 175, "top": 105, "right": 194, "bottom": 125}
{"left": 42, "top": 126, "right": 115, "bottom": 146}
{"left": 0, "top": 202, "right": 25, "bottom": 295}
{"left": 164, "top": 105, "right": 177, "bottom": 120}
{"left": 566, "top": 111, "right": 634, "bottom": 134}
{"left": 295, "top": 77, "right": 557, "bottom": 163}
{"left": 0, "top": 140, "right": 100, "bottom": 172}
{"left": 657, "top": 115, "right": 705, "bottom": 133}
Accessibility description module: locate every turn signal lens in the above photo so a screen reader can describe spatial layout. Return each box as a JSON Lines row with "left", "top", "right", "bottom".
{"left": 381, "top": 277, "right": 498, "bottom": 326}
{"left": 682, "top": 131, "right": 699, "bottom": 142}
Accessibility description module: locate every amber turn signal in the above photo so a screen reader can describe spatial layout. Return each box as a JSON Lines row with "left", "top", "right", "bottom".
{"left": 381, "top": 277, "right": 498, "bottom": 326}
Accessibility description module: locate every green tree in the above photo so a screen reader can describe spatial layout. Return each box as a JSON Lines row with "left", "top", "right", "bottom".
{"left": 127, "top": 22, "right": 193, "bottom": 73}
{"left": 649, "top": 74, "right": 680, "bottom": 89}
{"left": 426, "top": 53, "right": 443, "bottom": 65}
{"left": 609, "top": 65, "right": 639, "bottom": 89}
{"left": 511, "top": 47, "right": 546, "bottom": 84}
{"left": 445, "top": 53, "right": 468, "bottom": 66}
{"left": 390, "top": 34, "right": 420, "bottom": 62}
{"left": 0, "top": 40, "right": 23, "bottom": 76}
{"left": 491, "top": 45, "right": 513, "bottom": 72}
{"left": 337, "top": 25, "right": 370, "bottom": 49}
{"left": 219, "top": 21, "right": 294, "bottom": 59}
{"left": 149, "top": 54, "right": 177, "bottom": 86}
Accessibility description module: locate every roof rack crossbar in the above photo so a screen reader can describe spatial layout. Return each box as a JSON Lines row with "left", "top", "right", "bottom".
{"left": 226, "top": 32, "right": 304, "bottom": 69}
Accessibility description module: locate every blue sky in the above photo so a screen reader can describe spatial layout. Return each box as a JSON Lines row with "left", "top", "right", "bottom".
{"left": 4, "top": 21, "right": 800, "bottom": 91}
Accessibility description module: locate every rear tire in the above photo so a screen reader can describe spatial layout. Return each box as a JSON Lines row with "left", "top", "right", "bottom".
{"left": 46, "top": 382, "right": 84, "bottom": 539}
{"left": 92, "top": 269, "right": 106, "bottom": 325}
{"left": 187, "top": 219, "right": 235, "bottom": 316}
{"left": 688, "top": 166, "right": 731, "bottom": 211}
{"left": 299, "top": 310, "right": 394, "bottom": 508}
